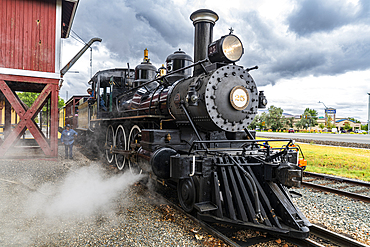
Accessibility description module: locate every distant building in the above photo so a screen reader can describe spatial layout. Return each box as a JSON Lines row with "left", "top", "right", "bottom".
{"left": 335, "top": 118, "right": 361, "bottom": 131}
{"left": 288, "top": 116, "right": 361, "bottom": 132}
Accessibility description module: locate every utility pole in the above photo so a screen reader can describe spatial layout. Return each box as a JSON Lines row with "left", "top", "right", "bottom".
{"left": 368, "top": 93, "right": 370, "bottom": 134}
{"left": 90, "top": 47, "right": 93, "bottom": 78}
{"left": 318, "top": 101, "right": 328, "bottom": 130}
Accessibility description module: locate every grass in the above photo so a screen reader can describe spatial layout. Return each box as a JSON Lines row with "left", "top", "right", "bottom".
{"left": 298, "top": 143, "right": 370, "bottom": 181}
{"left": 255, "top": 138, "right": 370, "bottom": 182}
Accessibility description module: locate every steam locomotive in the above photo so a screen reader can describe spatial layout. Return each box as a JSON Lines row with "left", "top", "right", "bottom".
{"left": 76, "top": 9, "right": 311, "bottom": 239}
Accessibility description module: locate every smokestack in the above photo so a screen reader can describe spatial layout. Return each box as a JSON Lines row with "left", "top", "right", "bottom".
{"left": 190, "top": 9, "right": 219, "bottom": 76}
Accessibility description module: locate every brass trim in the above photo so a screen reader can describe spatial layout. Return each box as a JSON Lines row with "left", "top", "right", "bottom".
{"left": 229, "top": 86, "right": 249, "bottom": 111}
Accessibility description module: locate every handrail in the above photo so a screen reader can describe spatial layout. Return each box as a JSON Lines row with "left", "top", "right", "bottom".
{"left": 188, "top": 139, "right": 293, "bottom": 154}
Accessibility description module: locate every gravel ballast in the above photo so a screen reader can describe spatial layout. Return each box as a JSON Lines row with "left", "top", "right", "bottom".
{"left": 1, "top": 146, "right": 369, "bottom": 246}
{"left": 292, "top": 185, "right": 370, "bottom": 245}
{"left": 0, "top": 147, "right": 225, "bottom": 246}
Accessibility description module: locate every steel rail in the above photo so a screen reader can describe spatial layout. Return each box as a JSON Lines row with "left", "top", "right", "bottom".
{"left": 283, "top": 236, "right": 325, "bottom": 247}
{"left": 304, "top": 171, "right": 370, "bottom": 188}
{"left": 310, "top": 224, "right": 369, "bottom": 247}
{"left": 283, "top": 224, "right": 369, "bottom": 247}
{"left": 155, "top": 182, "right": 313, "bottom": 247}
{"left": 151, "top": 186, "right": 241, "bottom": 247}
{"left": 159, "top": 192, "right": 286, "bottom": 247}
{"left": 302, "top": 181, "right": 370, "bottom": 203}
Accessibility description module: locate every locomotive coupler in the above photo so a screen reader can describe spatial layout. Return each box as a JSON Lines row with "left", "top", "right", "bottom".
{"left": 274, "top": 162, "right": 302, "bottom": 188}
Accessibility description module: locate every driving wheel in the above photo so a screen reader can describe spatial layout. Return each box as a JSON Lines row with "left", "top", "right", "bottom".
{"left": 115, "top": 125, "right": 127, "bottom": 170}
{"left": 127, "top": 125, "right": 142, "bottom": 174}
{"left": 105, "top": 125, "right": 115, "bottom": 164}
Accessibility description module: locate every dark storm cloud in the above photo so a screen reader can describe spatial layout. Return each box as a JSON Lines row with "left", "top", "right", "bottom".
{"left": 287, "top": 0, "right": 352, "bottom": 36}
{"left": 127, "top": 0, "right": 192, "bottom": 46}
{"left": 287, "top": 0, "right": 370, "bottom": 36}
{"left": 70, "top": 0, "right": 193, "bottom": 65}
{"left": 62, "top": 0, "right": 370, "bottom": 94}
{"left": 230, "top": 0, "right": 370, "bottom": 86}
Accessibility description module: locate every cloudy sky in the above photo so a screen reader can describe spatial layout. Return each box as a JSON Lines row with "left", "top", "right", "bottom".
{"left": 61, "top": 0, "right": 370, "bottom": 122}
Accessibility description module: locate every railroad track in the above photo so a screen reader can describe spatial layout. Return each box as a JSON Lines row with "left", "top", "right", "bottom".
{"left": 303, "top": 172, "right": 370, "bottom": 203}
{"left": 286, "top": 224, "right": 369, "bottom": 247}
{"left": 81, "top": 146, "right": 369, "bottom": 246}
{"left": 153, "top": 181, "right": 370, "bottom": 247}
{"left": 164, "top": 193, "right": 369, "bottom": 246}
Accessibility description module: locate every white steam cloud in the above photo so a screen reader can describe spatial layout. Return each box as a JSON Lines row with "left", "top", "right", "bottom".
{"left": 26, "top": 164, "right": 143, "bottom": 219}
{"left": 0, "top": 162, "right": 143, "bottom": 246}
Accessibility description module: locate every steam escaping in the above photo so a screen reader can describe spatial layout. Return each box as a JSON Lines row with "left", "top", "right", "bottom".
{"left": 26, "top": 164, "right": 144, "bottom": 219}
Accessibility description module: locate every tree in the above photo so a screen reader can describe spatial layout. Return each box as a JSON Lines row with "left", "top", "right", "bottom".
{"left": 296, "top": 108, "right": 318, "bottom": 130}
{"left": 17, "top": 92, "right": 65, "bottom": 124}
{"left": 17, "top": 92, "right": 64, "bottom": 108}
{"left": 249, "top": 112, "right": 267, "bottom": 130}
{"left": 361, "top": 124, "right": 368, "bottom": 131}
{"left": 348, "top": 117, "right": 360, "bottom": 123}
{"left": 295, "top": 121, "right": 303, "bottom": 130}
{"left": 265, "top": 105, "right": 284, "bottom": 131}
{"left": 343, "top": 122, "right": 352, "bottom": 131}
{"left": 249, "top": 116, "right": 259, "bottom": 130}
{"left": 284, "top": 117, "right": 295, "bottom": 129}
{"left": 326, "top": 115, "right": 335, "bottom": 129}
{"left": 259, "top": 112, "right": 268, "bottom": 130}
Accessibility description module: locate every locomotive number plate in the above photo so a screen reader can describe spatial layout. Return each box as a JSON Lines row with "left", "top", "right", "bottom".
{"left": 230, "top": 86, "right": 249, "bottom": 110}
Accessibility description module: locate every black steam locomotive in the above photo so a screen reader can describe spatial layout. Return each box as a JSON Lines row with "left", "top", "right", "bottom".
{"left": 76, "top": 9, "right": 310, "bottom": 239}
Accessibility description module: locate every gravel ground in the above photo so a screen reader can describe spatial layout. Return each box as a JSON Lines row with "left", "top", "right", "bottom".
{"left": 1, "top": 146, "right": 368, "bottom": 247}
{"left": 292, "top": 185, "right": 370, "bottom": 245}
{"left": 306, "top": 176, "right": 370, "bottom": 197}
{"left": 0, "top": 146, "right": 226, "bottom": 246}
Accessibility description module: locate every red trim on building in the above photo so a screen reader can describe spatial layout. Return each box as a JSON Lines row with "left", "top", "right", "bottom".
{"left": 0, "top": 0, "right": 79, "bottom": 158}
{"left": 1, "top": 0, "right": 56, "bottom": 72}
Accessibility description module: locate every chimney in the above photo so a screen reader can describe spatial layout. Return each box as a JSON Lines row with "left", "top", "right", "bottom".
{"left": 190, "top": 9, "right": 219, "bottom": 76}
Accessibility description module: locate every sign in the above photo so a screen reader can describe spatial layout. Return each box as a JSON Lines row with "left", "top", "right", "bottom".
{"left": 325, "top": 108, "right": 336, "bottom": 114}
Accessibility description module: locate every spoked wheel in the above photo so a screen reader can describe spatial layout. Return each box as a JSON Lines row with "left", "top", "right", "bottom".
{"left": 115, "top": 125, "right": 127, "bottom": 170}
{"left": 105, "top": 125, "right": 115, "bottom": 164}
{"left": 127, "top": 125, "right": 142, "bottom": 174}
{"left": 178, "top": 178, "right": 196, "bottom": 213}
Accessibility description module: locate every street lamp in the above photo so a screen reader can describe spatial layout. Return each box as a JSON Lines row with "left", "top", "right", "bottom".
{"left": 318, "top": 101, "right": 327, "bottom": 109}
{"left": 318, "top": 101, "right": 328, "bottom": 130}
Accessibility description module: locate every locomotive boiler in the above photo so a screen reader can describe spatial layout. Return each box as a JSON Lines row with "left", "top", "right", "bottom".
{"left": 77, "top": 9, "right": 311, "bottom": 239}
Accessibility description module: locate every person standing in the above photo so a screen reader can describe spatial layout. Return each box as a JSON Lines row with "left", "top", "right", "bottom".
{"left": 61, "top": 124, "right": 78, "bottom": 159}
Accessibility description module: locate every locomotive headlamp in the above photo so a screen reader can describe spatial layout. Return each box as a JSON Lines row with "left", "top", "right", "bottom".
{"left": 208, "top": 35, "right": 244, "bottom": 63}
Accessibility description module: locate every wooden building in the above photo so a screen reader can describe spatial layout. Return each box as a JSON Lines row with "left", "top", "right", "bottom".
{"left": 0, "top": 0, "right": 79, "bottom": 157}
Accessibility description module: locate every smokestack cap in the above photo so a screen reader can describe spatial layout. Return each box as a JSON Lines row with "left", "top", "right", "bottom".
{"left": 190, "top": 9, "right": 219, "bottom": 25}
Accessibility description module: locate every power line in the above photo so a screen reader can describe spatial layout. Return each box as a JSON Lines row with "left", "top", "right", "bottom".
{"left": 70, "top": 34, "right": 85, "bottom": 45}
{"left": 71, "top": 29, "right": 87, "bottom": 45}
